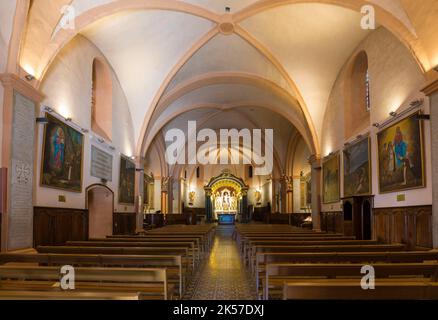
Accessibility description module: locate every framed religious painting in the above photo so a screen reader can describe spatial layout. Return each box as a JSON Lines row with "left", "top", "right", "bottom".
{"left": 322, "top": 152, "right": 340, "bottom": 204}
{"left": 40, "top": 113, "right": 84, "bottom": 192}
{"left": 118, "top": 155, "right": 135, "bottom": 204}
{"left": 377, "top": 112, "right": 425, "bottom": 193}
{"left": 343, "top": 137, "right": 372, "bottom": 197}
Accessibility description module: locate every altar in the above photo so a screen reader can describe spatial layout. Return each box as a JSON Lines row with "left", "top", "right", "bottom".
{"left": 217, "top": 214, "right": 236, "bottom": 225}
{"left": 204, "top": 170, "right": 249, "bottom": 224}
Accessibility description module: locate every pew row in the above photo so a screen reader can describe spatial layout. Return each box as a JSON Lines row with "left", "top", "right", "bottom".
{"left": 0, "top": 266, "right": 169, "bottom": 300}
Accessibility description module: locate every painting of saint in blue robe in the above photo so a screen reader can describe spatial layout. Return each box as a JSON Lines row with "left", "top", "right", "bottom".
{"left": 377, "top": 112, "right": 425, "bottom": 193}
{"left": 41, "top": 113, "right": 84, "bottom": 192}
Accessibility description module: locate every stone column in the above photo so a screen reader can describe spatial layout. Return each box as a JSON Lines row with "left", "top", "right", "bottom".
{"left": 204, "top": 188, "right": 212, "bottom": 223}
{"left": 241, "top": 189, "right": 249, "bottom": 223}
{"left": 309, "top": 155, "right": 322, "bottom": 231}
{"left": 134, "top": 158, "right": 144, "bottom": 233}
{"left": 271, "top": 178, "right": 278, "bottom": 213}
{"left": 422, "top": 79, "right": 438, "bottom": 248}
{"left": 0, "top": 73, "right": 44, "bottom": 251}
{"left": 161, "top": 177, "right": 170, "bottom": 214}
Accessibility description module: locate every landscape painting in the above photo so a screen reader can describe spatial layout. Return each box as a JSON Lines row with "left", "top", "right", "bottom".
{"left": 40, "top": 113, "right": 84, "bottom": 192}
{"left": 343, "top": 137, "right": 371, "bottom": 197}
{"left": 323, "top": 153, "right": 340, "bottom": 203}
{"left": 119, "top": 155, "right": 135, "bottom": 204}
{"left": 377, "top": 112, "right": 425, "bottom": 193}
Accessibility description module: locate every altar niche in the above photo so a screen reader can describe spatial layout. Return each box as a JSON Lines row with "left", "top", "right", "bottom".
{"left": 204, "top": 170, "right": 249, "bottom": 224}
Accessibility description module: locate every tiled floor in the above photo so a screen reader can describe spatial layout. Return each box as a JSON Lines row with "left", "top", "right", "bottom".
{"left": 184, "top": 225, "right": 257, "bottom": 300}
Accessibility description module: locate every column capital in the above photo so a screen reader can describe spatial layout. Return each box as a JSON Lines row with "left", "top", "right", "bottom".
{"left": 422, "top": 78, "right": 438, "bottom": 96}
{"left": 0, "top": 73, "right": 45, "bottom": 103}
{"left": 308, "top": 154, "right": 321, "bottom": 168}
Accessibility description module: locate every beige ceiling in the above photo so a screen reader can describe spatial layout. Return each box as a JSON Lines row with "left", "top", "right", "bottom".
{"left": 16, "top": 0, "right": 438, "bottom": 158}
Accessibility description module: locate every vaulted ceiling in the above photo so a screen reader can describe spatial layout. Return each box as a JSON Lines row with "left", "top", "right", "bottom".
{"left": 15, "top": 0, "right": 438, "bottom": 160}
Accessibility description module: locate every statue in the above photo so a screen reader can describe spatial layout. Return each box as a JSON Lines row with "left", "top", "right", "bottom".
{"left": 188, "top": 191, "right": 196, "bottom": 205}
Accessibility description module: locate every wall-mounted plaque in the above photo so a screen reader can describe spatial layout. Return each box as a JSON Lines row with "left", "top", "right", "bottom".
{"left": 91, "top": 145, "right": 113, "bottom": 182}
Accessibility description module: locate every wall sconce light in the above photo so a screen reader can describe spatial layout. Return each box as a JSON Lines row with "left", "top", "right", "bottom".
{"left": 373, "top": 123, "right": 380, "bottom": 128}
{"left": 36, "top": 117, "right": 49, "bottom": 124}
{"left": 130, "top": 156, "right": 136, "bottom": 161}
{"left": 44, "top": 106, "right": 53, "bottom": 113}
{"left": 25, "top": 74, "right": 35, "bottom": 81}
{"left": 81, "top": 128, "right": 89, "bottom": 134}
{"left": 97, "top": 138, "right": 105, "bottom": 144}
{"left": 65, "top": 117, "right": 72, "bottom": 122}
{"left": 225, "top": 6, "right": 231, "bottom": 12}
{"left": 389, "top": 111, "right": 397, "bottom": 117}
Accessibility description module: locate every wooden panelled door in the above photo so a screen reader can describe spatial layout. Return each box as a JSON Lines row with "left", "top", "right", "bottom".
{"left": 87, "top": 185, "right": 114, "bottom": 238}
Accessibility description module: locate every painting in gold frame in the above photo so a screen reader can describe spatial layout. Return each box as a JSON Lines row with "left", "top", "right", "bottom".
{"left": 40, "top": 113, "right": 84, "bottom": 192}
{"left": 377, "top": 112, "right": 425, "bottom": 193}
{"left": 323, "top": 153, "right": 340, "bottom": 204}
{"left": 118, "top": 155, "right": 135, "bottom": 204}
{"left": 343, "top": 137, "right": 371, "bottom": 197}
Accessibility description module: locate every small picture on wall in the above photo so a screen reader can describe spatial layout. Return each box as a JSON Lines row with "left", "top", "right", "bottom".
{"left": 343, "top": 137, "right": 371, "bottom": 197}
{"left": 40, "top": 113, "right": 84, "bottom": 192}
{"left": 119, "top": 155, "right": 135, "bottom": 204}
{"left": 323, "top": 153, "right": 340, "bottom": 204}
{"left": 377, "top": 112, "right": 425, "bottom": 193}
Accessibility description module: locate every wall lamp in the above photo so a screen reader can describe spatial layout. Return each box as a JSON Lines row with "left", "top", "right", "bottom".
{"left": 36, "top": 117, "right": 49, "bottom": 124}
{"left": 65, "top": 117, "right": 72, "bottom": 122}
{"left": 225, "top": 6, "right": 231, "bottom": 12}
{"left": 373, "top": 123, "right": 380, "bottom": 128}
{"left": 44, "top": 106, "right": 53, "bottom": 113}
{"left": 389, "top": 111, "right": 397, "bottom": 117}
{"left": 25, "top": 74, "right": 35, "bottom": 81}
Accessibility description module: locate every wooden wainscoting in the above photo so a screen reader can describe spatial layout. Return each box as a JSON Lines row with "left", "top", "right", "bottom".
{"left": 113, "top": 212, "right": 137, "bottom": 235}
{"left": 320, "top": 212, "right": 344, "bottom": 234}
{"left": 34, "top": 207, "right": 88, "bottom": 247}
{"left": 373, "top": 205, "right": 432, "bottom": 249}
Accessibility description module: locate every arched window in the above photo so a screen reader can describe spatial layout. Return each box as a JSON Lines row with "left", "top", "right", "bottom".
{"left": 345, "top": 51, "right": 370, "bottom": 139}
{"left": 91, "top": 58, "right": 112, "bottom": 141}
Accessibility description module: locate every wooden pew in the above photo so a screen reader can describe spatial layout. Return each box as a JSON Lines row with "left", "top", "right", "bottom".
{"left": 67, "top": 241, "right": 200, "bottom": 263}
{"left": 0, "top": 253, "right": 185, "bottom": 298}
{"left": 36, "top": 246, "right": 194, "bottom": 270}
{"left": 255, "top": 250, "right": 438, "bottom": 291}
{"left": 242, "top": 238, "right": 366, "bottom": 259}
{"left": 264, "top": 262, "right": 438, "bottom": 299}
{"left": 248, "top": 244, "right": 406, "bottom": 273}
{"left": 283, "top": 280, "right": 438, "bottom": 300}
{"left": 0, "top": 266, "right": 169, "bottom": 300}
{"left": 92, "top": 237, "right": 203, "bottom": 256}
{"left": 0, "top": 291, "right": 141, "bottom": 300}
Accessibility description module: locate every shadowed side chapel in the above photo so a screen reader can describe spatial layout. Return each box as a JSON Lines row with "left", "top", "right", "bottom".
{"left": 0, "top": 0, "right": 438, "bottom": 301}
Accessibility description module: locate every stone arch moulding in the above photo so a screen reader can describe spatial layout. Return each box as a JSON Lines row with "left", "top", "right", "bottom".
{"left": 232, "top": 0, "right": 429, "bottom": 72}
{"left": 139, "top": 72, "right": 317, "bottom": 156}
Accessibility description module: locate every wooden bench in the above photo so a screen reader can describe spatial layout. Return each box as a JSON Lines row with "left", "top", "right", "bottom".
{"left": 255, "top": 250, "right": 438, "bottom": 291}
{"left": 67, "top": 241, "right": 200, "bottom": 263}
{"left": 283, "top": 280, "right": 438, "bottom": 300}
{"left": 0, "top": 291, "right": 142, "bottom": 300}
{"left": 0, "top": 253, "right": 185, "bottom": 298}
{"left": 243, "top": 239, "right": 373, "bottom": 261}
{"left": 264, "top": 262, "right": 438, "bottom": 299}
{"left": 36, "top": 246, "right": 194, "bottom": 270}
{"left": 248, "top": 244, "right": 406, "bottom": 273}
{"left": 0, "top": 266, "right": 169, "bottom": 300}
{"left": 93, "top": 237, "right": 203, "bottom": 256}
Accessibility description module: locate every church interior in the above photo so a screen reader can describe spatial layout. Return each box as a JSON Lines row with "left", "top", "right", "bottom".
{"left": 1, "top": 0, "right": 438, "bottom": 301}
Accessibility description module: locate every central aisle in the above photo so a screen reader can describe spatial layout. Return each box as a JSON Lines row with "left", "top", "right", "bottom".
{"left": 185, "top": 225, "right": 257, "bottom": 300}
